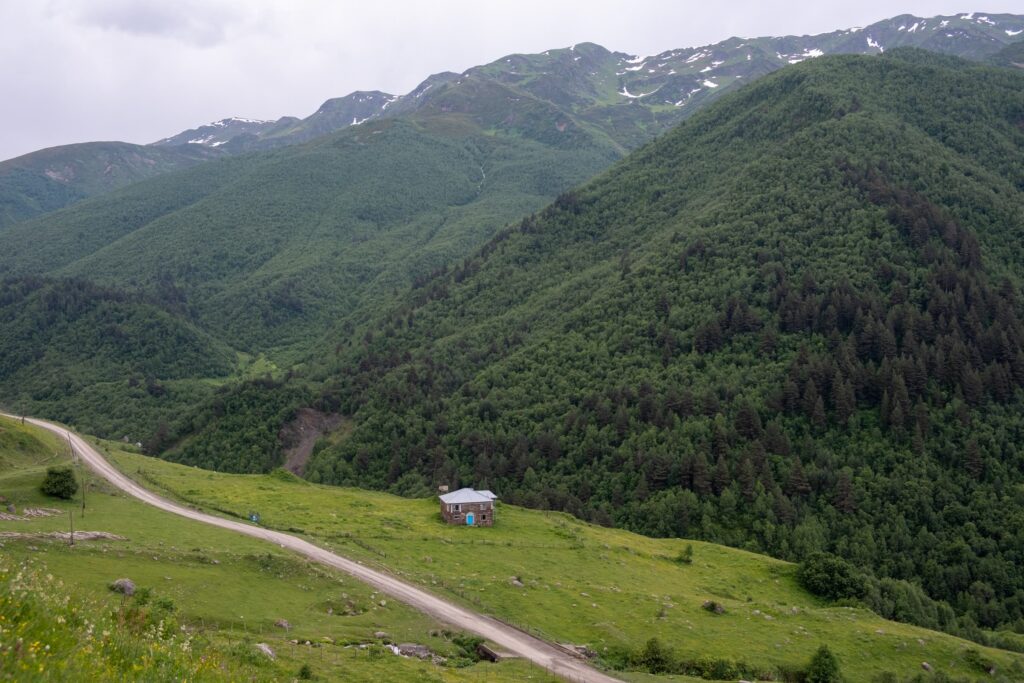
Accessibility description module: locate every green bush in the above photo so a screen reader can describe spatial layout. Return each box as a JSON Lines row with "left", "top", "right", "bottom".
{"left": 798, "top": 553, "right": 865, "bottom": 602}
{"left": 806, "top": 645, "right": 842, "bottom": 683}
{"left": 40, "top": 466, "right": 78, "bottom": 500}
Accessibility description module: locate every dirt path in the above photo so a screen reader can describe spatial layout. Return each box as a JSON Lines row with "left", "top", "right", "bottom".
{"left": 10, "top": 415, "right": 620, "bottom": 683}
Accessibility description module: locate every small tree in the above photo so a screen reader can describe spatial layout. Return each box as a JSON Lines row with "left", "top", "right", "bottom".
{"left": 797, "top": 552, "right": 866, "bottom": 601}
{"left": 40, "top": 467, "right": 78, "bottom": 500}
{"left": 806, "top": 644, "right": 842, "bottom": 682}
{"left": 638, "top": 637, "right": 671, "bottom": 673}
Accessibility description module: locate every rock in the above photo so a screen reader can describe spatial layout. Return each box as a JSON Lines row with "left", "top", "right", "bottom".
{"left": 922, "top": 662, "right": 932, "bottom": 672}
{"left": 571, "top": 644, "right": 597, "bottom": 659}
{"left": 701, "top": 600, "right": 725, "bottom": 614}
{"left": 379, "top": 599, "right": 387, "bottom": 607}
{"left": 373, "top": 631, "right": 389, "bottom": 639}
{"left": 109, "top": 578, "right": 135, "bottom": 596}
{"left": 5, "top": 504, "right": 14, "bottom": 514}
{"left": 510, "top": 577, "right": 524, "bottom": 588}
{"left": 274, "top": 619, "right": 291, "bottom": 630}
{"left": 397, "top": 643, "right": 432, "bottom": 659}
{"left": 255, "top": 643, "right": 275, "bottom": 659}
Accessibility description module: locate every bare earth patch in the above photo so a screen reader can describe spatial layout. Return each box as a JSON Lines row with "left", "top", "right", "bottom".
{"left": 0, "top": 531, "right": 126, "bottom": 542}
{"left": 0, "top": 507, "right": 62, "bottom": 521}
{"left": 279, "top": 408, "right": 345, "bottom": 475}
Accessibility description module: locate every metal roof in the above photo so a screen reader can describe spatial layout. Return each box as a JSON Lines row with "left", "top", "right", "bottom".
{"left": 439, "top": 488, "right": 498, "bottom": 504}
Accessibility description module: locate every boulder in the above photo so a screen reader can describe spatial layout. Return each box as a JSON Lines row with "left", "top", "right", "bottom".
{"left": 922, "top": 662, "right": 933, "bottom": 672}
{"left": 109, "top": 578, "right": 135, "bottom": 596}
{"left": 255, "top": 643, "right": 275, "bottom": 659}
{"left": 373, "top": 631, "right": 389, "bottom": 639}
{"left": 397, "top": 643, "right": 432, "bottom": 659}
{"left": 274, "top": 618, "right": 291, "bottom": 630}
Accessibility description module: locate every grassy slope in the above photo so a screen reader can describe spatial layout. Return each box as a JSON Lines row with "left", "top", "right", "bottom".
{"left": 0, "top": 416, "right": 560, "bottom": 682}
{"left": 99, "top": 442, "right": 1024, "bottom": 681}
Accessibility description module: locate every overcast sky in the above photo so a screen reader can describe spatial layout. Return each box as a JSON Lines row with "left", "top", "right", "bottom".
{"left": 2, "top": 1, "right": 1020, "bottom": 161}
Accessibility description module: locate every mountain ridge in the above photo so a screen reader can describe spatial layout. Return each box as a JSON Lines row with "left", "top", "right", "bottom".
{"left": 2, "top": 11, "right": 1021, "bottom": 229}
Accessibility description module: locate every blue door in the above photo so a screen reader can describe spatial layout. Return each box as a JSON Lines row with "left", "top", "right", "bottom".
{"left": 466, "top": 513, "right": 475, "bottom": 526}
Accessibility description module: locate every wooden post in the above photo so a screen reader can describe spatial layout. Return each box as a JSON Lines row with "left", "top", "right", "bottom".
{"left": 68, "top": 509, "right": 74, "bottom": 546}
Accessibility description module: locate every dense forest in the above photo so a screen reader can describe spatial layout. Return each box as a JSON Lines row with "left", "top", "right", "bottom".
{"left": 269, "top": 50, "right": 1024, "bottom": 637}
{"left": 0, "top": 276, "right": 233, "bottom": 439}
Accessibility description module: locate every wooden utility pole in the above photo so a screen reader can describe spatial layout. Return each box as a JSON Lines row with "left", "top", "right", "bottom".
{"left": 68, "top": 434, "right": 85, "bottom": 517}
{"left": 68, "top": 509, "right": 74, "bottom": 546}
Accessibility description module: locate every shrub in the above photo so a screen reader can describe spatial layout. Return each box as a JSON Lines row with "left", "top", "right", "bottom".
{"left": 40, "top": 466, "right": 78, "bottom": 499}
{"left": 798, "top": 552, "right": 866, "bottom": 602}
{"left": 675, "top": 543, "right": 694, "bottom": 564}
{"left": 806, "top": 644, "right": 842, "bottom": 683}
{"left": 638, "top": 637, "right": 670, "bottom": 673}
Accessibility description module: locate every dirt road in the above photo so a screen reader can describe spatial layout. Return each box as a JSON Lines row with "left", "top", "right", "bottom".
{"left": 12, "top": 415, "right": 620, "bottom": 683}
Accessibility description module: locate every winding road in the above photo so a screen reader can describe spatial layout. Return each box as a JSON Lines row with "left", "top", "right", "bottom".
{"left": 9, "top": 414, "right": 620, "bottom": 683}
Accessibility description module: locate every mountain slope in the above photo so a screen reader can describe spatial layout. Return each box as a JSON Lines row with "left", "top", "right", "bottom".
{"left": 169, "top": 13, "right": 1024, "bottom": 154}
{"left": 2, "top": 12, "right": 1020, "bottom": 232}
{"left": 290, "top": 50, "right": 1024, "bottom": 634}
{"left": 0, "top": 84, "right": 622, "bottom": 439}
{"left": 0, "top": 276, "right": 234, "bottom": 440}
{"left": 0, "top": 111, "right": 619, "bottom": 356}
{"left": 0, "top": 141, "right": 220, "bottom": 229}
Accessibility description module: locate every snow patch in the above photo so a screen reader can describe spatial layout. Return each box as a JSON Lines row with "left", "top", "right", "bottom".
{"left": 624, "top": 62, "right": 647, "bottom": 72}
{"left": 619, "top": 84, "right": 661, "bottom": 99}
{"left": 940, "top": 20, "right": 950, "bottom": 28}
{"left": 960, "top": 13, "right": 974, "bottom": 20}
{"left": 898, "top": 25, "right": 906, "bottom": 31}
{"left": 702, "top": 79, "right": 719, "bottom": 88}
{"left": 1007, "top": 29, "right": 1023, "bottom": 36}
{"left": 866, "top": 36, "right": 883, "bottom": 52}
{"left": 787, "top": 48, "right": 824, "bottom": 64}
{"left": 976, "top": 16, "right": 995, "bottom": 26}
{"left": 908, "top": 22, "right": 920, "bottom": 33}
{"left": 685, "top": 51, "right": 709, "bottom": 64}
{"left": 351, "top": 116, "right": 369, "bottom": 126}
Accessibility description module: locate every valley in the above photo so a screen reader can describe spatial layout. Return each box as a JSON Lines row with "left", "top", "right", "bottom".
{"left": 2, "top": 8, "right": 1024, "bottom": 682}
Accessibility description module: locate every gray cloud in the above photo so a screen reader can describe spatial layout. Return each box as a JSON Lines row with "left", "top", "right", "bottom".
{"left": 2, "top": 1, "right": 1022, "bottom": 161}
{"left": 50, "top": 0, "right": 245, "bottom": 47}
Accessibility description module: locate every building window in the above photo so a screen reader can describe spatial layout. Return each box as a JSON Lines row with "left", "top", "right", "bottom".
{"left": 454, "top": 504, "right": 461, "bottom": 512}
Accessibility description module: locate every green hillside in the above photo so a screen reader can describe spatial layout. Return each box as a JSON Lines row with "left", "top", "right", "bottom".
{"left": 0, "top": 142, "right": 219, "bottom": 230}
{"left": 262, "top": 49, "right": 1024, "bottom": 642}
{"left": 0, "top": 277, "right": 235, "bottom": 441}
{"left": 0, "top": 416, "right": 562, "bottom": 682}
{"left": 0, "top": 109, "right": 618, "bottom": 438}
{"left": 97, "top": 438, "right": 1023, "bottom": 681}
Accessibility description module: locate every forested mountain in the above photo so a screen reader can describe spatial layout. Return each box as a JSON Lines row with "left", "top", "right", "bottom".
{"left": 3, "top": 12, "right": 1020, "bottom": 229}
{"left": 251, "top": 50, "right": 1024, "bottom": 636}
{"left": 0, "top": 141, "right": 220, "bottom": 229}
{"left": 0, "top": 85, "right": 623, "bottom": 434}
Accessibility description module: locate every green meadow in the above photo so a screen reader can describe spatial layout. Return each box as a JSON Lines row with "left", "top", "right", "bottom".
{"left": 94, "top": 436, "right": 1024, "bottom": 681}
{"left": 0, "top": 416, "right": 562, "bottom": 682}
